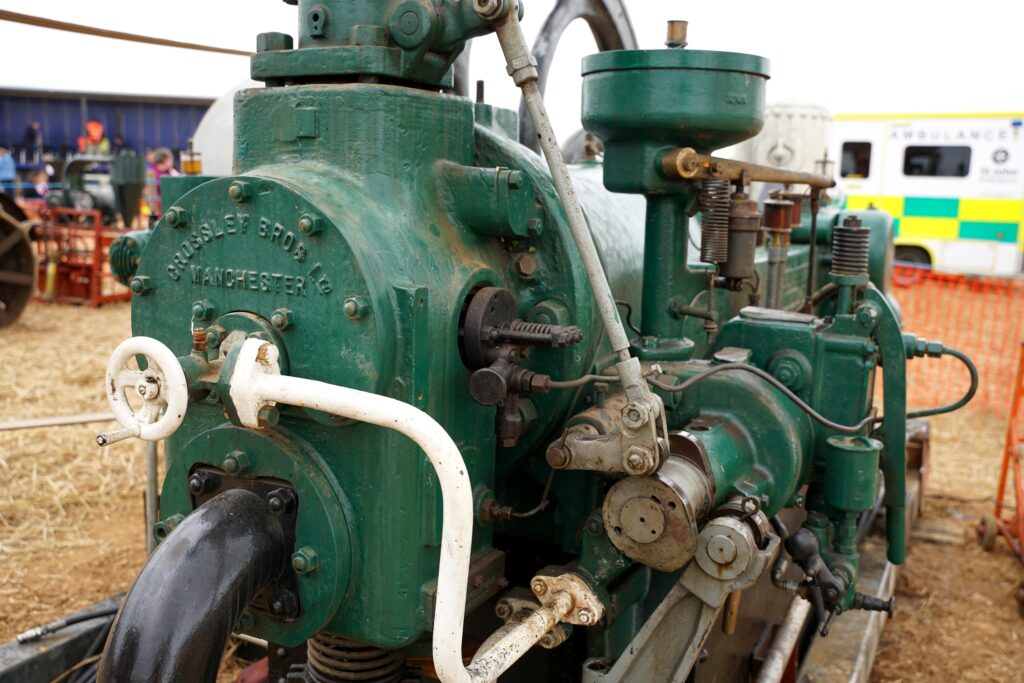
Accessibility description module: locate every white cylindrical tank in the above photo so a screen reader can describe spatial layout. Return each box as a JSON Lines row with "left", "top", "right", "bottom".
{"left": 191, "top": 81, "right": 257, "bottom": 176}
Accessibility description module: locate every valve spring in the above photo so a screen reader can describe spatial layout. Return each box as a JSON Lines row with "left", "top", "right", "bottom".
{"left": 831, "top": 215, "right": 871, "bottom": 277}
{"left": 306, "top": 634, "right": 405, "bottom": 682}
{"left": 699, "top": 177, "right": 731, "bottom": 264}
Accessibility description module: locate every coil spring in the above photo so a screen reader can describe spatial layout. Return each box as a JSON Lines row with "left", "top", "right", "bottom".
{"left": 306, "top": 634, "right": 405, "bottom": 682}
{"left": 699, "top": 178, "right": 731, "bottom": 264}
{"left": 831, "top": 216, "right": 871, "bottom": 277}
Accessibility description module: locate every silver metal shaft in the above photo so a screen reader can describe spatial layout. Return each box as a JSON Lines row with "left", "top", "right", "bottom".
{"left": 145, "top": 440, "right": 159, "bottom": 555}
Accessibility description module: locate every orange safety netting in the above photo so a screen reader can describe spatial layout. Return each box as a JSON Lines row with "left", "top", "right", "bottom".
{"left": 892, "top": 265, "right": 1024, "bottom": 417}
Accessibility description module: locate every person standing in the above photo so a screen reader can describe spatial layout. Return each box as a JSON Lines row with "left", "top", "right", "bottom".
{"left": 21, "top": 122, "right": 43, "bottom": 163}
{"left": 145, "top": 148, "right": 180, "bottom": 225}
{"left": 0, "top": 148, "right": 15, "bottom": 194}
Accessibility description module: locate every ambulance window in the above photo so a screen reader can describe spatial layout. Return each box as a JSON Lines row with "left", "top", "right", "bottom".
{"left": 903, "top": 146, "right": 971, "bottom": 177}
{"left": 840, "top": 142, "right": 872, "bottom": 178}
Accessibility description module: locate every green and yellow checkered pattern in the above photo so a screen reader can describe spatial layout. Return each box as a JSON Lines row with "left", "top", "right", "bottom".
{"left": 844, "top": 195, "right": 1023, "bottom": 245}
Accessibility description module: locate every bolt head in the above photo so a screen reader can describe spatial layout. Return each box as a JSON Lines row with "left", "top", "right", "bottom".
{"left": 531, "top": 578, "right": 547, "bottom": 596}
{"left": 221, "top": 450, "right": 250, "bottom": 475}
{"left": 546, "top": 443, "right": 571, "bottom": 469}
{"left": 577, "top": 608, "right": 595, "bottom": 625}
{"left": 191, "top": 299, "right": 214, "bottom": 321}
{"left": 129, "top": 276, "right": 153, "bottom": 295}
{"left": 228, "top": 181, "right": 251, "bottom": 202}
{"left": 621, "top": 402, "right": 649, "bottom": 430}
{"left": 187, "top": 475, "right": 204, "bottom": 494}
{"left": 291, "top": 547, "right": 318, "bottom": 575}
{"left": 343, "top": 297, "right": 368, "bottom": 320}
{"left": 271, "top": 308, "right": 294, "bottom": 330}
{"left": 622, "top": 446, "right": 656, "bottom": 476}
{"left": 164, "top": 207, "right": 186, "bottom": 227}
{"left": 298, "top": 213, "right": 322, "bottom": 235}
{"left": 495, "top": 601, "right": 512, "bottom": 620}
{"left": 514, "top": 253, "right": 537, "bottom": 277}
{"left": 258, "top": 405, "right": 280, "bottom": 427}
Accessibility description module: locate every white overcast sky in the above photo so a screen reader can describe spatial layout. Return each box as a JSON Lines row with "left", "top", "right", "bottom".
{"left": 1, "top": 1, "right": 1022, "bottom": 141}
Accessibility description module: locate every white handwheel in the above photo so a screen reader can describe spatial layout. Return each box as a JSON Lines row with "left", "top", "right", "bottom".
{"left": 101, "top": 336, "right": 189, "bottom": 444}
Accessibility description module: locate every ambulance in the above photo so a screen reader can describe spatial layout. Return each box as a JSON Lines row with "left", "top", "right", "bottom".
{"left": 831, "top": 113, "right": 1024, "bottom": 275}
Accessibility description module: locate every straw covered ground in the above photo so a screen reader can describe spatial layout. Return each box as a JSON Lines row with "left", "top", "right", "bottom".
{"left": 0, "top": 302, "right": 1021, "bottom": 682}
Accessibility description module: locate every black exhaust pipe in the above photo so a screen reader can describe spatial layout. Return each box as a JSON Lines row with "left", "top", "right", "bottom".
{"left": 98, "top": 488, "right": 287, "bottom": 683}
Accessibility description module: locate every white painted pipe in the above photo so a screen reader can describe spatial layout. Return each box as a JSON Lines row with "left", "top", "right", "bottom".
{"left": 228, "top": 339, "right": 560, "bottom": 683}
{"left": 754, "top": 596, "right": 811, "bottom": 683}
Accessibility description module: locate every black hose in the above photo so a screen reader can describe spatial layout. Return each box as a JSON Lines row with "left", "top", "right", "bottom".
{"left": 97, "top": 488, "right": 287, "bottom": 683}
{"left": 647, "top": 363, "right": 874, "bottom": 434}
{"left": 906, "top": 347, "right": 978, "bottom": 419}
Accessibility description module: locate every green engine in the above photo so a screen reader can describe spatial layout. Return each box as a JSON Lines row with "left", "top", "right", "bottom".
{"left": 98, "top": 3, "right": 972, "bottom": 682}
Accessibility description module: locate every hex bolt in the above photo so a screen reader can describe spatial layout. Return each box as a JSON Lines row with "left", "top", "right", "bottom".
{"left": 271, "top": 308, "right": 294, "bottom": 330}
{"left": 343, "top": 297, "right": 369, "bottom": 320}
{"left": 539, "top": 634, "right": 555, "bottom": 649}
{"left": 298, "top": 213, "right": 323, "bottom": 236}
{"left": 153, "top": 513, "right": 185, "bottom": 542}
{"left": 291, "top": 547, "right": 319, "bottom": 575}
{"left": 221, "top": 450, "right": 251, "bottom": 475}
{"left": 577, "top": 608, "right": 595, "bottom": 625}
{"left": 164, "top": 207, "right": 188, "bottom": 228}
{"left": 268, "top": 589, "right": 299, "bottom": 618}
{"left": 187, "top": 471, "right": 220, "bottom": 496}
{"left": 494, "top": 601, "right": 512, "bottom": 621}
{"left": 507, "top": 170, "right": 524, "bottom": 189}
{"left": 191, "top": 299, "right": 214, "bottom": 321}
{"left": 258, "top": 405, "right": 280, "bottom": 428}
{"left": 267, "top": 487, "right": 297, "bottom": 515}
{"left": 621, "top": 402, "right": 648, "bottom": 430}
{"left": 623, "top": 446, "right": 655, "bottom": 476}
{"left": 130, "top": 276, "right": 153, "bottom": 296}
{"left": 530, "top": 578, "right": 548, "bottom": 596}
{"left": 228, "top": 181, "right": 252, "bottom": 203}
{"left": 514, "top": 253, "right": 537, "bottom": 277}
{"left": 256, "top": 31, "right": 294, "bottom": 53}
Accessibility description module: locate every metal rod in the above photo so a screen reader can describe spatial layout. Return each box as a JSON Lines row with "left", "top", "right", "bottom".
{"left": 663, "top": 148, "right": 835, "bottom": 189}
{"left": 0, "top": 10, "right": 251, "bottom": 57}
{"left": 803, "top": 189, "right": 822, "bottom": 312}
{"left": 145, "top": 441, "right": 159, "bottom": 556}
{"left": 0, "top": 411, "right": 115, "bottom": 432}
{"left": 754, "top": 597, "right": 811, "bottom": 683}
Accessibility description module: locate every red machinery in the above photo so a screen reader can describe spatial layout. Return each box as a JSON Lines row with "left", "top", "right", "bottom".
{"left": 32, "top": 206, "right": 131, "bottom": 306}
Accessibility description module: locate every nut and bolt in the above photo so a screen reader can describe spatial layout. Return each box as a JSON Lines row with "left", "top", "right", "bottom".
{"left": 187, "top": 471, "right": 220, "bottom": 496}
{"left": 256, "top": 31, "right": 294, "bottom": 53}
{"left": 343, "top": 297, "right": 369, "bottom": 320}
{"left": 471, "top": 574, "right": 485, "bottom": 589}
{"left": 473, "top": 0, "right": 503, "bottom": 20}
{"left": 130, "top": 276, "right": 153, "bottom": 295}
{"left": 855, "top": 304, "right": 880, "bottom": 328}
{"left": 494, "top": 601, "right": 512, "bottom": 621}
{"left": 192, "top": 329, "right": 208, "bottom": 352}
{"left": 271, "top": 308, "right": 294, "bottom": 330}
{"left": 623, "top": 446, "right": 656, "bottom": 476}
{"left": 221, "top": 450, "right": 251, "bottom": 475}
{"left": 164, "top": 207, "right": 188, "bottom": 228}
{"left": 258, "top": 405, "right": 280, "bottom": 427}
{"left": 514, "top": 253, "right": 537, "bottom": 277}
{"left": 576, "top": 608, "right": 595, "bottom": 625}
{"left": 621, "top": 402, "right": 649, "bottom": 430}
{"left": 228, "top": 181, "right": 252, "bottom": 203}
{"left": 191, "top": 299, "right": 214, "bottom": 321}
{"left": 545, "top": 443, "right": 571, "bottom": 469}
{"left": 530, "top": 578, "right": 548, "bottom": 596}
{"left": 267, "top": 487, "right": 297, "bottom": 515}
{"left": 291, "top": 547, "right": 319, "bottom": 575}
{"left": 268, "top": 589, "right": 299, "bottom": 618}
{"left": 298, "top": 213, "right": 323, "bottom": 236}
